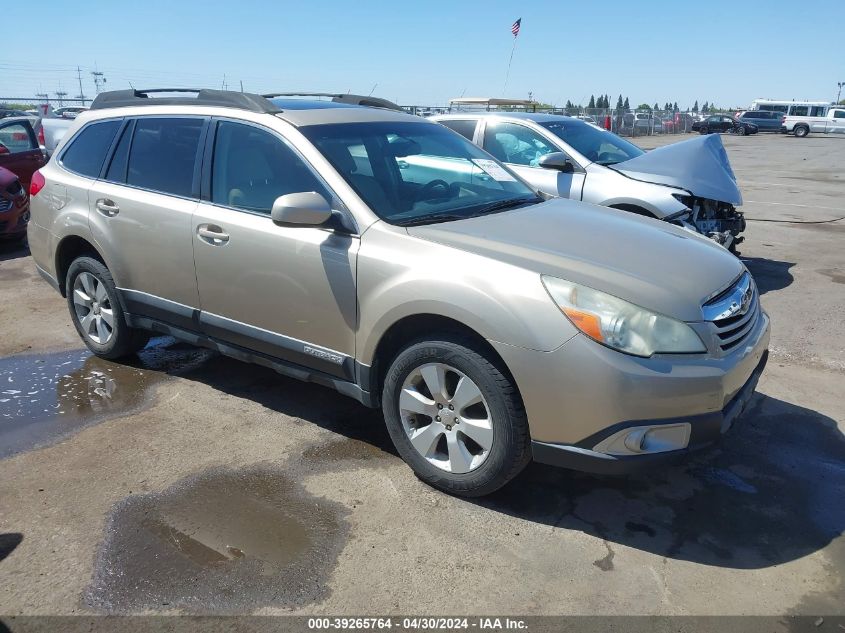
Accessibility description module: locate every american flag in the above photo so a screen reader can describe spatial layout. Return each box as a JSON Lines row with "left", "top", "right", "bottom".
{"left": 511, "top": 18, "right": 521, "bottom": 37}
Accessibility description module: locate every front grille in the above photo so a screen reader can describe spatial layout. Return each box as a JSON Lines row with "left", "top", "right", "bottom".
{"left": 703, "top": 272, "right": 760, "bottom": 353}
{"left": 0, "top": 199, "right": 11, "bottom": 212}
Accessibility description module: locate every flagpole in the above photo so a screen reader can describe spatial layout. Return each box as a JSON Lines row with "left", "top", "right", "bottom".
{"left": 502, "top": 36, "right": 518, "bottom": 96}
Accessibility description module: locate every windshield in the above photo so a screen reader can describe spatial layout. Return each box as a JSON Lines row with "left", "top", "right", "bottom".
{"left": 300, "top": 121, "right": 540, "bottom": 225}
{"left": 540, "top": 120, "right": 644, "bottom": 165}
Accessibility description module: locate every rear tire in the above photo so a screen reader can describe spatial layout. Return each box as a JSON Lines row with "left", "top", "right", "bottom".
{"left": 381, "top": 335, "right": 531, "bottom": 497}
{"left": 699, "top": 126, "right": 708, "bottom": 135}
{"left": 65, "top": 256, "right": 150, "bottom": 360}
{"left": 794, "top": 125, "right": 809, "bottom": 138}
{"left": 737, "top": 125, "right": 746, "bottom": 136}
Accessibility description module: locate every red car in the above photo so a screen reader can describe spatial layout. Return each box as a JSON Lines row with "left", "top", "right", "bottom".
{"left": 0, "top": 165, "right": 30, "bottom": 242}
{"left": 0, "top": 117, "right": 46, "bottom": 190}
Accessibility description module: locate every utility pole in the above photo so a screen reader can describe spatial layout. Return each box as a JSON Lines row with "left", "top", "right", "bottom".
{"left": 91, "top": 70, "right": 106, "bottom": 94}
{"left": 75, "top": 67, "right": 87, "bottom": 105}
{"left": 55, "top": 90, "right": 67, "bottom": 107}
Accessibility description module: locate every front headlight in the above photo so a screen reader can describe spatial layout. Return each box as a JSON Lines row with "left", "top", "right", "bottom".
{"left": 542, "top": 276, "right": 706, "bottom": 357}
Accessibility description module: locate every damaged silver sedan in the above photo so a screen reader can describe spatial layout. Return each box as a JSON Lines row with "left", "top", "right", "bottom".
{"left": 432, "top": 112, "right": 746, "bottom": 252}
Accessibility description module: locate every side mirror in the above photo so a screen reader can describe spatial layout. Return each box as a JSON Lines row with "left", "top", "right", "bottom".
{"left": 270, "top": 192, "right": 332, "bottom": 227}
{"left": 538, "top": 152, "right": 574, "bottom": 172}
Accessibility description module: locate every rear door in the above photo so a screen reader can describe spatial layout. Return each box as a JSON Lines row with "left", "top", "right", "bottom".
{"left": 191, "top": 119, "right": 359, "bottom": 378}
{"left": 829, "top": 110, "right": 845, "bottom": 134}
{"left": 0, "top": 120, "right": 44, "bottom": 188}
{"left": 87, "top": 116, "right": 206, "bottom": 324}
{"left": 480, "top": 120, "right": 585, "bottom": 199}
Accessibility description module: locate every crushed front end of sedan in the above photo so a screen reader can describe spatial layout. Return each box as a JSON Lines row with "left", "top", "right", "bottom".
{"left": 613, "top": 134, "right": 746, "bottom": 251}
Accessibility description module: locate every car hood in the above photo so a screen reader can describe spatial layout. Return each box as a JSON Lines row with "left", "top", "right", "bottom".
{"left": 611, "top": 134, "right": 742, "bottom": 205}
{"left": 407, "top": 199, "right": 744, "bottom": 322}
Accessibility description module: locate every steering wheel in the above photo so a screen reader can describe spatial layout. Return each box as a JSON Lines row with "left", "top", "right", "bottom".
{"left": 415, "top": 179, "right": 451, "bottom": 202}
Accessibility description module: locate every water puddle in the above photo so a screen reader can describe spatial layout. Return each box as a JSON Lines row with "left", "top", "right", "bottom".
{"left": 0, "top": 338, "right": 214, "bottom": 458}
{"left": 86, "top": 466, "right": 349, "bottom": 613}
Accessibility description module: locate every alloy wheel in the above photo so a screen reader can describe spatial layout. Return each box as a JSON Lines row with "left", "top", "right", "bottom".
{"left": 398, "top": 362, "right": 494, "bottom": 474}
{"left": 72, "top": 272, "right": 115, "bottom": 345}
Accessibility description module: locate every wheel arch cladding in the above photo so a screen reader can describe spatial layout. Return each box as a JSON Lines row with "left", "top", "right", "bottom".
{"left": 369, "top": 314, "right": 520, "bottom": 407}
{"left": 55, "top": 235, "right": 105, "bottom": 297}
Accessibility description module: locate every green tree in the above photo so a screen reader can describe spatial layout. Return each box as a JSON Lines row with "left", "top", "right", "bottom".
{"left": 637, "top": 103, "right": 651, "bottom": 111}
{"left": 673, "top": 102, "right": 679, "bottom": 112}
{"left": 692, "top": 100, "right": 699, "bottom": 113}
{"left": 616, "top": 94, "right": 624, "bottom": 110}
{"left": 605, "top": 94, "right": 610, "bottom": 109}
{"left": 623, "top": 97, "right": 630, "bottom": 109}
{"left": 654, "top": 102, "right": 659, "bottom": 111}
{"left": 588, "top": 95, "right": 595, "bottom": 109}
{"left": 702, "top": 101, "right": 709, "bottom": 113}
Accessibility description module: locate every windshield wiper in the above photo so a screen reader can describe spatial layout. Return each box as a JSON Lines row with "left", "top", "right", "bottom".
{"left": 395, "top": 213, "right": 470, "bottom": 227}
{"left": 394, "top": 197, "right": 540, "bottom": 227}
{"left": 472, "top": 196, "right": 542, "bottom": 216}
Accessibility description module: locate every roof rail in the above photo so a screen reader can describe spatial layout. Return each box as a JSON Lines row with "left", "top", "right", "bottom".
{"left": 263, "top": 92, "right": 404, "bottom": 112}
{"left": 89, "top": 89, "right": 282, "bottom": 113}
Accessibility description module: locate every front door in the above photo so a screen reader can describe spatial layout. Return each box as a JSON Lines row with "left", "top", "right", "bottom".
{"left": 0, "top": 120, "right": 44, "bottom": 188}
{"left": 481, "top": 121, "right": 585, "bottom": 199}
{"left": 192, "top": 119, "right": 359, "bottom": 379}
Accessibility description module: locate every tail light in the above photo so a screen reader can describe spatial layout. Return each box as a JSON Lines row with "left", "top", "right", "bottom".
{"left": 37, "top": 125, "right": 45, "bottom": 145}
{"left": 30, "top": 170, "right": 45, "bottom": 196}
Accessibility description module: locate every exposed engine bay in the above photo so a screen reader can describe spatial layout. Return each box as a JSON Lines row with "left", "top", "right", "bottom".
{"left": 668, "top": 195, "right": 746, "bottom": 252}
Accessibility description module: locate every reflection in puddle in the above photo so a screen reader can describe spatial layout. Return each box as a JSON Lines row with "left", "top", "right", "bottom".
{"left": 86, "top": 466, "right": 349, "bottom": 613}
{"left": 0, "top": 338, "right": 214, "bottom": 458}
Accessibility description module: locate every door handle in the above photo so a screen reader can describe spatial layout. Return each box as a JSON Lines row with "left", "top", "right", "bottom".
{"left": 197, "top": 224, "right": 230, "bottom": 245}
{"left": 95, "top": 199, "right": 119, "bottom": 216}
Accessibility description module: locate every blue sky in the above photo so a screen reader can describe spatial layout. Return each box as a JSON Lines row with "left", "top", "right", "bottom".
{"left": 2, "top": 0, "right": 841, "bottom": 108}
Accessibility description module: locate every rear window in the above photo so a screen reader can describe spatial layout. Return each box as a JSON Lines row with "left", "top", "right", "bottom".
{"left": 60, "top": 120, "right": 121, "bottom": 178}
{"left": 126, "top": 118, "right": 204, "bottom": 197}
{"left": 439, "top": 119, "right": 477, "bottom": 141}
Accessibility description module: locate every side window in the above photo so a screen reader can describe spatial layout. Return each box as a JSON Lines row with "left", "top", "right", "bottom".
{"left": 0, "top": 123, "right": 36, "bottom": 153}
{"left": 127, "top": 118, "right": 203, "bottom": 197}
{"left": 211, "top": 121, "right": 330, "bottom": 214}
{"left": 439, "top": 119, "right": 477, "bottom": 141}
{"left": 790, "top": 106, "right": 809, "bottom": 117}
{"left": 482, "top": 122, "right": 557, "bottom": 166}
{"left": 811, "top": 106, "right": 827, "bottom": 117}
{"left": 834, "top": 110, "right": 845, "bottom": 119}
{"left": 104, "top": 121, "right": 133, "bottom": 183}
{"left": 60, "top": 120, "right": 121, "bottom": 177}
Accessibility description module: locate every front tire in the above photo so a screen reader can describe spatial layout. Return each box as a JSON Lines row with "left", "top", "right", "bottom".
{"left": 65, "top": 256, "right": 149, "bottom": 359}
{"left": 737, "top": 125, "right": 746, "bottom": 136}
{"left": 381, "top": 336, "right": 530, "bottom": 497}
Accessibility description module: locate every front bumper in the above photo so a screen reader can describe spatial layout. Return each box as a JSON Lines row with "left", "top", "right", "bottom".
{"left": 490, "top": 309, "right": 770, "bottom": 474}
{"left": 0, "top": 199, "right": 30, "bottom": 239}
{"left": 531, "top": 349, "right": 768, "bottom": 474}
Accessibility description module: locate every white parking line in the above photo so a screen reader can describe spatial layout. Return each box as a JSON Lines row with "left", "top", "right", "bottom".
{"left": 745, "top": 200, "right": 844, "bottom": 211}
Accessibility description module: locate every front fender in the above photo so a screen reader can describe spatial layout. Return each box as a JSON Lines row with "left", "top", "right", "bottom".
{"left": 356, "top": 224, "right": 577, "bottom": 365}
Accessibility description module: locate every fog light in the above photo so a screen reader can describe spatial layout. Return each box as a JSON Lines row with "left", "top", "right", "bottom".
{"left": 593, "top": 423, "right": 691, "bottom": 456}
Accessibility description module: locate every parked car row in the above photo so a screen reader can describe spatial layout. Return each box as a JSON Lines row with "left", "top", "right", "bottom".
{"left": 26, "top": 88, "right": 769, "bottom": 497}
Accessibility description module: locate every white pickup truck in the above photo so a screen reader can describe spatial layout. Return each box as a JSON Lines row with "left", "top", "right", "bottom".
{"left": 782, "top": 107, "right": 845, "bottom": 137}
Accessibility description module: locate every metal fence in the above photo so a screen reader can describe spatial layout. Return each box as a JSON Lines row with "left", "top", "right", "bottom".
{"left": 403, "top": 105, "right": 739, "bottom": 137}
{"left": 1, "top": 96, "right": 733, "bottom": 138}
